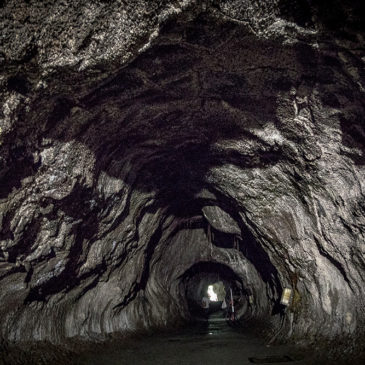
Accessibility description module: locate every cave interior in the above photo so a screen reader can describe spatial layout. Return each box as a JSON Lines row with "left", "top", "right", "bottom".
{"left": 1, "top": 0, "right": 365, "bottom": 363}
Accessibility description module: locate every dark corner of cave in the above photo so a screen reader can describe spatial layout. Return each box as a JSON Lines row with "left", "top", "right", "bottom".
{"left": 1, "top": 0, "right": 365, "bottom": 364}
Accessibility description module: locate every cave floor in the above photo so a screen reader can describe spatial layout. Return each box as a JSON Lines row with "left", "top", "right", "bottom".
{"left": 75, "top": 312, "right": 322, "bottom": 365}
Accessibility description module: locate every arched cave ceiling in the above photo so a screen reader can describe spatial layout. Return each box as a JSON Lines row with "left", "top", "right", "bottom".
{"left": 0, "top": 0, "right": 365, "bottom": 356}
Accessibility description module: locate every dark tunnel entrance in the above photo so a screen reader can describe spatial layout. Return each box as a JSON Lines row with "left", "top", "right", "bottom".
{"left": 180, "top": 261, "right": 250, "bottom": 320}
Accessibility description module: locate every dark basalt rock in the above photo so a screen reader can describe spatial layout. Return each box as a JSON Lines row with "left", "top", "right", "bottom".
{"left": 0, "top": 0, "right": 365, "bottom": 361}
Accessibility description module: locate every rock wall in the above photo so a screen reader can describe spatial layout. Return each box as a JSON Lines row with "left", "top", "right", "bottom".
{"left": 0, "top": 0, "right": 365, "bottom": 355}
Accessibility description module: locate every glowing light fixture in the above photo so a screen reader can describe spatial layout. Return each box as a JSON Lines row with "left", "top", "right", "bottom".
{"left": 280, "top": 288, "right": 292, "bottom": 306}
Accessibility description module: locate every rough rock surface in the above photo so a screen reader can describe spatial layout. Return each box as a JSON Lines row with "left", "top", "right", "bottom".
{"left": 0, "top": 0, "right": 365, "bottom": 359}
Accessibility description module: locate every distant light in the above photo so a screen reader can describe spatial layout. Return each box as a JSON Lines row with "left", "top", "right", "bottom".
{"left": 207, "top": 285, "right": 218, "bottom": 301}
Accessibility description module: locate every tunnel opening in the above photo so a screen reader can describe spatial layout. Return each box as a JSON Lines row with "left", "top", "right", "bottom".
{"left": 156, "top": 199, "right": 284, "bottom": 334}
{"left": 207, "top": 282, "right": 223, "bottom": 302}
{"left": 180, "top": 261, "right": 249, "bottom": 320}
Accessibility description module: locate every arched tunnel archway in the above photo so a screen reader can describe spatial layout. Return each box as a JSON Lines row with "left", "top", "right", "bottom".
{"left": 140, "top": 200, "right": 297, "bottom": 336}
{"left": 1, "top": 0, "right": 365, "bottom": 364}
{"left": 180, "top": 261, "right": 249, "bottom": 318}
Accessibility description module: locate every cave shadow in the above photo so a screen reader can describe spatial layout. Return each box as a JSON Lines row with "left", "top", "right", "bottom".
{"left": 278, "top": 0, "right": 365, "bottom": 32}
{"left": 1, "top": 10, "right": 303, "bottom": 210}
{"left": 277, "top": 1, "right": 365, "bottom": 167}
{"left": 198, "top": 192, "right": 282, "bottom": 293}
{"left": 0, "top": 145, "right": 40, "bottom": 199}
{"left": 23, "top": 182, "right": 105, "bottom": 303}
{"left": 0, "top": 9, "right": 323, "bottom": 305}
{"left": 3, "top": 0, "right": 365, "bottom": 209}
{"left": 339, "top": 110, "right": 365, "bottom": 165}
{"left": 180, "top": 261, "right": 245, "bottom": 322}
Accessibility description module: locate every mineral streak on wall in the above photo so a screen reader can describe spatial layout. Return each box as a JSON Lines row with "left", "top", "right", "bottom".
{"left": 0, "top": 0, "right": 365, "bottom": 357}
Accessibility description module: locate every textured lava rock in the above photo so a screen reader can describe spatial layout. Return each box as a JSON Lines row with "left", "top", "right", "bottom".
{"left": 0, "top": 0, "right": 365, "bottom": 359}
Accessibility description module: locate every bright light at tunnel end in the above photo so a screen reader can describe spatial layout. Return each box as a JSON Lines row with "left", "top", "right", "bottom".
{"left": 207, "top": 285, "right": 218, "bottom": 301}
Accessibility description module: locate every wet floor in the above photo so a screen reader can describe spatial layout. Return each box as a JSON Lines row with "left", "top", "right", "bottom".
{"left": 2, "top": 313, "right": 363, "bottom": 365}
{"left": 75, "top": 312, "right": 313, "bottom": 365}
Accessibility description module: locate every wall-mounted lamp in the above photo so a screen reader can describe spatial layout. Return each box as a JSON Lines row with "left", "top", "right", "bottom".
{"left": 280, "top": 288, "right": 292, "bottom": 306}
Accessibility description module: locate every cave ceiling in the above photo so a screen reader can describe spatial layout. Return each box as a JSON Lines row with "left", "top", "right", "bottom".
{"left": 0, "top": 0, "right": 365, "bottom": 356}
